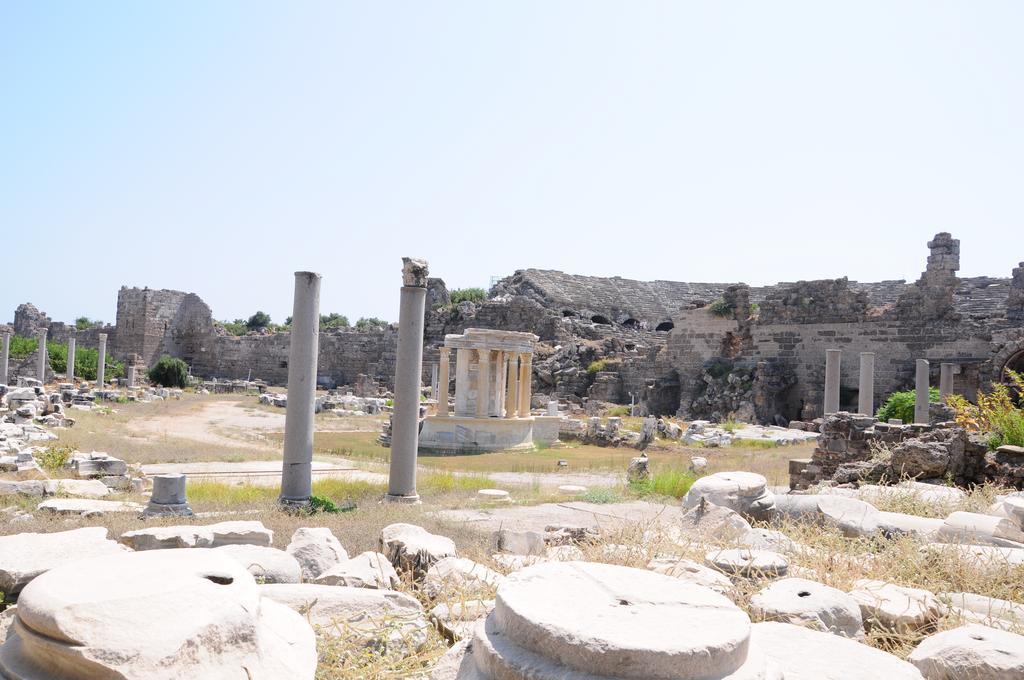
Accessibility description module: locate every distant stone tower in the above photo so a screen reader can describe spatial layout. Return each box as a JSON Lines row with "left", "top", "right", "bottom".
{"left": 896, "top": 232, "right": 960, "bottom": 320}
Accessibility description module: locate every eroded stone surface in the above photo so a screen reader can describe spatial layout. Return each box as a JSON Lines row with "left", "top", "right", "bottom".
{"left": 909, "top": 624, "right": 1024, "bottom": 679}
{"left": 849, "top": 579, "right": 945, "bottom": 634}
{"left": 646, "top": 557, "right": 734, "bottom": 594}
{"left": 0, "top": 548, "right": 316, "bottom": 679}
{"left": 683, "top": 471, "right": 776, "bottom": 521}
{"left": 750, "top": 577, "right": 864, "bottom": 638}
{"left": 380, "top": 523, "right": 457, "bottom": 575}
{"left": 706, "top": 549, "right": 789, "bottom": 580}
{"left": 0, "top": 527, "right": 126, "bottom": 596}
{"left": 314, "top": 551, "right": 400, "bottom": 590}
{"left": 286, "top": 527, "right": 347, "bottom": 580}
{"left": 214, "top": 544, "right": 302, "bottom": 584}
{"left": 423, "top": 557, "right": 504, "bottom": 599}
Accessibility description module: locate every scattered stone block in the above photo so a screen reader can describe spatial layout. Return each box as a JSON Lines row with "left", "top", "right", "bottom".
{"left": 0, "top": 548, "right": 316, "bottom": 679}
{"left": 816, "top": 495, "right": 881, "bottom": 537}
{"left": 683, "top": 471, "right": 776, "bottom": 521}
{"left": 849, "top": 579, "right": 945, "bottom": 634}
{"left": 750, "top": 577, "right": 864, "bottom": 638}
{"left": 120, "top": 525, "right": 215, "bottom": 551}
{"left": 260, "top": 583, "right": 429, "bottom": 653}
{"left": 207, "top": 520, "right": 273, "bottom": 548}
{"left": 937, "top": 511, "right": 1024, "bottom": 548}
{"left": 314, "top": 551, "right": 400, "bottom": 590}
{"left": 0, "top": 527, "right": 127, "bottom": 597}
{"left": 909, "top": 624, "right": 1024, "bottom": 679}
{"left": 215, "top": 544, "right": 302, "bottom": 584}
{"left": 706, "top": 548, "right": 789, "bottom": 580}
{"left": 380, "top": 523, "right": 457, "bottom": 576}
{"left": 751, "top": 621, "right": 924, "bottom": 679}
{"left": 286, "top": 527, "right": 347, "bottom": 580}
{"left": 646, "top": 557, "right": 733, "bottom": 594}
{"left": 430, "top": 599, "right": 494, "bottom": 643}
{"left": 477, "top": 488, "right": 510, "bottom": 503}
{"left": 492, "top": 529, "right": 546, "bottom": 556}
{"left": 423, "top": 557, "right": 504, "bottom": 599}
{"left": 679, "top": 500, "right": 752, "bottom": 540}
{"left": 37, "top": 497, "right": 143, "bottom": 517}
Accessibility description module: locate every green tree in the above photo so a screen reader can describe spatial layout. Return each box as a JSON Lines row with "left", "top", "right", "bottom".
{"left": 246, "top": 311, "right": 272, "bottom": 331}
{"left": 148, "top": 355, "right": 190, "bottom": 388}
{"left": 355, "top": 317, "right": 390, "bottom": 330}
{"left": 450, "top": 287, "right": 487, "bottom": 304}
{"left": 876, "top": 387, "right": 941, "bottom": 424}
{"left": 320, "top": 312, "right": 350, "bottom": 329}
{"left": 75, "top": 316, "right": 94, "bottom": 330}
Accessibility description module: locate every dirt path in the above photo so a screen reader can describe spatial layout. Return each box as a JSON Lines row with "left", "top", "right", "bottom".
{"left": 128, "top": 400, "right": 285, "bottom": 449}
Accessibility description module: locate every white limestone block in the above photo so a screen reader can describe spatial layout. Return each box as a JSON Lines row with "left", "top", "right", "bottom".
{"left": 314, "top": 551, "right": 400, "bottom": 590}
{"left": 909, "top": 624, "right": 1024, "bottom": 679}
{"left": 286, "top": 527, "right": 347, "bottom": 580}
{"left": 646, "top": 556, "right": 734, "bottom": 594}
{"left": 0, "top": 527, "right": 126, "bottom": 596}
{"left": 706, "top": 549, "right": 789, "bottom": 580}
{"left": 380, "top": 523, "right": 457, "bottom": 575}
{"left": 214, "top": 544, "right": 302, "bottom": 584}
{"left": 750, "top": 577, "right": 864, "bottom": 638}
{"left": 849, "top": 579, "right": 945, "bottom": 634}
{"left": 683, "top": 471, "right": 776, "bottom": 520}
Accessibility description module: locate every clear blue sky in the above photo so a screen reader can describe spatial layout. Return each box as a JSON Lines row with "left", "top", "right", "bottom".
{"left": 2, "top": 2, "right": 1022, "bottom": 326}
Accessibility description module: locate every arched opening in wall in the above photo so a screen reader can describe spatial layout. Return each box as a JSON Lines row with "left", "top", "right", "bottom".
{"left": 1003, "top": 349, "right": 1024, "bottom": 403}
{"left": 646, "top": 372, "right": 681, "bottom": 416}
{"left": 562, "top": 310, "right": 575, "bottom": 317}
{"left": 655, "top": 321, "right": 674, "bottom": 332}
{"left": 591, "top": 315, "right": 611, "bottom": 325}
{"left": 622, "top": 318, "right": 640, "bottom": 330}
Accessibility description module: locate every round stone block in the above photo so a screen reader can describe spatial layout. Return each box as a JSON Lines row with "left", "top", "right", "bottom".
{"left": 683, "top": 471, "right": 776, "bottom": 521}
{"left": 556, "top": 485, "right": 587, "bottom": 495}
{"left": 149, "top": 473, "right": 187, "bottom": 505}
{"left": 477, "top": 489, "right": 511, "bottom": 503}
{"left": 706, "top": 549, "right": 789, "bottom": 580}
{"left": 750, "top": 577, "right": 864, "bottom": 638}
{"left": 490, "top": 560, "right": 755, "bottom": 679}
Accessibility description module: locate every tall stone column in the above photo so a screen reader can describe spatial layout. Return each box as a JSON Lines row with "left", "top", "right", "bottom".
{"left": 437, "top": 348, "right": 451, "bottom": 416}
{"left": 915, "top": 359, "right": 931, "bottom": 424}
{"left": 36, "top": 329, "right": 48, "bottom": 384}
{"left": 0, "top": 332, "right": 8, "bottom": 385}
{"left": 96, "top": 334, "right": 108, "bottom": 390}
{"left": 387, "top": 258, "right": 429, "bottom": 503}
{"left": 505, "top": 353, "right": 519, "bottom": 418}
{"left": 280, "top": 272, "right": 321, "bottom": 507}
{"left": 517, "top": 354, "right": 533, "bottom": 417}
{"left": 126, "top": 364, "right": 136, "bottom": 389}
{"left": 476, "top": 349, "right": 491, "bottom": 418}
{"left": 824, "top": 349, "right": 841, "bottom": 415}
{"left": 939, "top": 363, "right": 955, "bottom": 400}
{"left": 494, "top": 351, "right": 506, "bottom": 416}
{"left": 430, "top": 363, "right": 439, "bottom": 401}
{"left": 67, "top": 334, "right": 76, "bottom": 383}
{"left": 454, "top": 348, "right": 470, "bottom": 416}
{"left": 857, "top": 352, "right": 875, "bottom": 417}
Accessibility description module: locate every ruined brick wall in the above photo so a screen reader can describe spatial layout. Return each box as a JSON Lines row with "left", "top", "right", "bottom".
{"left": 113, "top": 287, "right": 191, "bottom": 367}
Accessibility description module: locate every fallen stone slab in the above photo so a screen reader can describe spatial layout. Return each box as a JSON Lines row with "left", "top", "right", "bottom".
{"left": 937, "top": 511, "right": 1024, "bottom": 548}
{"left": 941, "top": 592, "right": 1024, "bottom": 627}
{"left": 646, "top": 557, "right": 733, "bottom": 594}
{"left": 286, "top": 527, "right": 347, "bottom": 580}
{"left": 36, "top": 497, "right": 143, "bottom": 517}
{"left": 909, "top": 624, "right": 1024, "bottom": 679}
{"left": 120, "top": 525, "right": 215, "bottom": 550}
{"left": 849, "top": 579, "right": 945, "bottom": 634}
{"left": 43, "top": 478, "right": 111, "bottom": 498}
{"left": 679, "top": 501, "right": 752, "bottom": 541}
{"left": 740, "top": 528, "right": 799, "bottom": 554}
{"left": 877, "top": 511, "right": 944, "bottom": 540}
{"left": 205, "top": 520, "right": 273, "bottom": 547}
{"left": 816, "top": 496, "right": 881, "bottom": 537}
{"left": 0, "top": 527, "right": 127, "bottom": 597}
{"left": 380, "top": 523, "right": 457, "bottom": 576}
{"left": 750, "top": 577, "right": 864, "bottom": 638}
{"left": 706, "top": 548, "right": 789, "bottom": 580}
{"left": 314, "top": 551, "right": 400, "bottom": 590}
{"left": 260, "top": 583, "right": 429, "bottom": 654}
{"left": 215, "top": 544, "right": 302, "bottom": 584}
{"left": 683, "top": 471, "right": 776, "bottom": 521}
{"left": 751, "top": 621, "right": 924, "bottom": 679}
{"left": 0, "top": 548, "right": 316, "bottom": 679}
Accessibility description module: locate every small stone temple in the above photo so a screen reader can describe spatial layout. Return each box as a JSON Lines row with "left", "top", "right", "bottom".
{"left": 418, "top": 328, "right": 559, "bottom": 453}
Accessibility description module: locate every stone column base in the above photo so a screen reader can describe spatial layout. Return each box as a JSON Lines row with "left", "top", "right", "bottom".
{"left": 384, "top": 493, "right": 421, "bottom": 505}
{"left": 140, "top": 502, "right": 194, "bottom": 518}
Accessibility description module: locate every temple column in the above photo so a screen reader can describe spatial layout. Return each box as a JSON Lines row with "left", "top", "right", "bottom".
{"left": 0, "top": 332, "right": 8, "bottom": 385}
{"left": 494, "top": 351, "right": 506, "bottom": 416}
{"left": 454, "top": 348, "right": 470, "bottom": 415}
{"left": 67, "top": 334, "right": 76, "bottom": 383}
{"left": 126, "top": 364, "right": 136, "bottom": 389}
{"left": 476, "top": 349, "right": 491, "bottom": 418}
{"left": 915, "top": 359, "right": 931, "bottom": 424}
{"left": 517, "top": 354, "right": 533, "bottom": 416}
{"left": 437, "top": 347, "right": 451, "bottom": 416}
{"left": 36, "top": 329, "right": 48, "bottom": 384}
{"left": 858, "top": 352, "right": 875, "bottom": 416}
{"left": 430, "top": 362, "right": 438, "bottom": 401}
{"left": 280, "top": 271, "right": 321, "bottom": 507}
{"left": 96, "top": 333, "right": 108, "bottom": 390}
{"left": 824, "top": 349, "right": 841, "bottom": 415}
{"left": 939, "top": 363, "right": 955, "bottom": 400}
{"left": 505, "top": 353, "right": 519, "bottom": 417}
{"left": 386, "top": 258, "right": 429, "bottom": 503}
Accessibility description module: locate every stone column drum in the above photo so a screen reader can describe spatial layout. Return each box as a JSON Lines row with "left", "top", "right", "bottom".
{"left": 915, "top": 359, "right": 931, "bottom": 424}
{"left": 504, "top": 353, "right": 518, "bottom": 417}
{"left": 36, "top": 329, "right": 48, "bottom": 384}
{"left": 96, "top": 333, "right": 107, "bottom": 390}
{"left": 66, "top": 334, "right": 76, "bottom": 383}
{"left": 280, "top": 271, "right": 321, "bottom": 507}
{"left": 824, "top": 349, "right": 841, "bottom": 415}
{"left": 430, "top": 362, "right": 439, "bottom": 401}
{"left": 476, "top": 349, "right": 491, "bottom": 418}
{"left": 939, "top": 362, "right": 955, "bottom": 399}
{"left": 437, "top": 348, "right": 451, "bottom": 417}
{"left": 142, "top": 473, "right": 194, "bottom": 517}
{"left": 0, "top": 332, "right": 9, "bottom": 385}
{"left": 517, "top": 354, "right": 533, "bottom": 417}
{"left": 858, "top": 352, "right": 875, "bottom": 417}
{"left": 387, "top": 258, "right": 429, "bottom": 503}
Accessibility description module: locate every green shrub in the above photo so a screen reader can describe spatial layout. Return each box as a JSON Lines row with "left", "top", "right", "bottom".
{"left": 720, "top": 419, "right": 743, "bottom": 433}
{"left": 320, "top": 313, "right": 349, "bottom": 329}
{"left": 949, "top": 370, "right": 1024, "bottom": 449}
{"left": 708, "top": 299, "right": 734, "bottom": 318}
{"left": 579, "top": 487, "right": 621, "bottom": 504}
{"left": 39, "top": 444, "right": 74, "bottom": 473}
{"left": 148, "top": 355, "right": 190, "bottom": 388}
{"left": 449, "top": 288, "right": 487, "bottom": 304}
{"left": 587, "top": 359, "right": 609, "bottom": 376}
{"left": 42, "top": 341, "right": 122, "bottom": 380}
{"left": 876, "top": 387, "right": 940, "bottom": 424}
{"left": 607, "top": 405, "right": 631, "bottom": 417}
{"left": 629, "top": 469, "right": 697, "bottom": 499}
{"left": 246, "top": 311, "right": 272, "bottom": 331}
{"left": 355, "top": 317, "right": 390, "bottom": 330}
{"left": 8, "top": 335, "right": 37, "bottom": 360}
{"left": 74, "top": 317, "right": 95, "bottom": 330}
{"left": 220, "top": 319, "right": 248, "bottom": 336}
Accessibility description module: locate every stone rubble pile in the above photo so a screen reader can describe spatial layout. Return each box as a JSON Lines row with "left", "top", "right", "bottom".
{"left": 258, "top": 389, "right": 388, "bottom": 415}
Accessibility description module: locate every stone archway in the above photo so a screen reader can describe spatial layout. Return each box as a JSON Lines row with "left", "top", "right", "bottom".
{"left": 992, "top": 336, "right": 1024, "bottom": 384}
